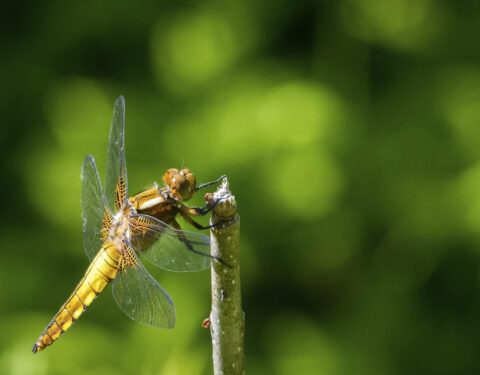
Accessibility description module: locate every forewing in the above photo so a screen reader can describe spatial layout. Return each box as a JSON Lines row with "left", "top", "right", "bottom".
{"left": 112, "top": 242, "right": 175, "bottom": 329}
{"left": 82, "top": 155, "right": 112, "bottom": 261}
{"left": 105, "top": 96, "right": 128, "bottom": 212}
{"left": 129, "top": 214, "right": 211, "bottom": 272}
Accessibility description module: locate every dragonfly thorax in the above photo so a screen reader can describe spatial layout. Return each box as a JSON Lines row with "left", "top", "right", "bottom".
{"left": 109, "top": 210, "right": 131, "bottom": 244}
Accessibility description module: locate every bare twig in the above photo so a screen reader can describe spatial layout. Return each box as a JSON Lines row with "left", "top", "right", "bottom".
{"left": 208, "top": 178, "right": 244, "bottom": 375}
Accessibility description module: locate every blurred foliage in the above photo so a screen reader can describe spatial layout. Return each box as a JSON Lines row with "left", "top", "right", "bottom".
{"left": 2, "top": 0, "right": 480, "bottom": 374}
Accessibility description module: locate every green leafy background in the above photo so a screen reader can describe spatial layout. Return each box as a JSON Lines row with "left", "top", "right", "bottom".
{"left": 2, "top": 1, "right": 480, "bottom": 374}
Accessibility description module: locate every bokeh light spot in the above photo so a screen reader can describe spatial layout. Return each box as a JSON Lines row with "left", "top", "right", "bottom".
{"left": 0, "top": 343, "right": 48, "bottom": 375}
{"left": 268, "top": 149, "right": 344, "bottom": 219}
{"left": 454, "top": 161, "right": 480, "bottom": 234}
{"left": 266, "top": 313, "right": 339, "bottom": 375}
{"left": 437, "top": 65, "right": 480, "bottom": 160}
{"left": 255, "top": 81, "right": 342, "bottom": 148}
{"left": 151, "top": 10, "right": 237, "bottom": 92}
{"left": 25, "top": 79, "right": 110, "bottom": 231}
{"left": 340, "top": 0, "right": 440, "bottom": 49}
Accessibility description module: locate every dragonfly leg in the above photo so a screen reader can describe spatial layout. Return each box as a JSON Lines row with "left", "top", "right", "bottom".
{"left": 183, "top": 196, "right": 221, "bottom": 216}
{"left": 171, "top": 219, "right": 231, "bottom": 267}
{"left": 195, "top": 175, "right": 226, "bottom": 191}
{"left": 179, "top": 195, "right": 223, "bottom": 229}
{"left": 181, "top": 199, "right": 235, "bottom": 230}
{"left": 179, "top": 210, "right": 215, "bottom": 230}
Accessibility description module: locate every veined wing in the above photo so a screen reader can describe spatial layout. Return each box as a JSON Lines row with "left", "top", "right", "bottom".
{"left": 105, "top": 96, "right": 128, "bottom": 212}
{"left": 128, "top": 214, "right": 211, "bottom": 272}
{"left": 82, "top": 155, "right": 112, "bottom": 261}
{"left": 112, "top": 241, "right": 175, "bottom": 329}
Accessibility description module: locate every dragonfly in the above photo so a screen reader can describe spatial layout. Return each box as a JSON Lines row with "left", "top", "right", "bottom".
{"left": 32, "top": 96, "right": 225, "bottom": 353}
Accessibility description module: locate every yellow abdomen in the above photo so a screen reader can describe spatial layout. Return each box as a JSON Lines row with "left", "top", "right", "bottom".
{"left": 32, "top": 243, "right": 121, "bottom": 353}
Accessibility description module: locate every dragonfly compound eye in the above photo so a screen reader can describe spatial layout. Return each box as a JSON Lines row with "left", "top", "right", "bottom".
{"left": 163, "top": 168, "right": 178, "bottom": 187}
{"left": 172, "top": 174, "right": 195, "bottom": 201}
{"left": 163, "top": 168, "right": 196, "bottom": 201}
{"left": 180, "top": 169, "right": 196, "bottom": 191}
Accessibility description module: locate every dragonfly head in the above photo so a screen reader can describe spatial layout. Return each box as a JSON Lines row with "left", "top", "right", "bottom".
{"left": 163, "top": 168, "right": 196, "bottom": 201}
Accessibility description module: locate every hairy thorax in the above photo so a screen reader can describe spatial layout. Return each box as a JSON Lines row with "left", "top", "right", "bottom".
{"left": 109, "top": 210, "right": 132, "bottom": 248}
{"left": 129, "top": 185, "right": 180, "bottom": 225}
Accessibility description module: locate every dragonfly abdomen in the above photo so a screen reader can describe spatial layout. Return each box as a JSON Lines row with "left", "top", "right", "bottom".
{"left": 32, "top": 243, "right": 121, "bottom": 353}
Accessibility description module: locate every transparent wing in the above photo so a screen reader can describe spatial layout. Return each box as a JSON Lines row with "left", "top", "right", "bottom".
{"left": 82, "top": 155, "right": 112, "bottom": 261}
{"left": 112, "top": 242, "right": 175, "bottom": 329}
{"left": 105, "top": 96, "right": 128, "bottom": 212}
{"left": 128, "top": 214, "right": 211, "bottom": 272}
